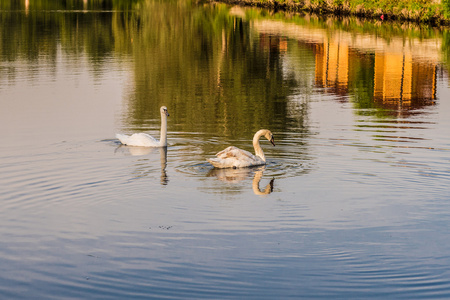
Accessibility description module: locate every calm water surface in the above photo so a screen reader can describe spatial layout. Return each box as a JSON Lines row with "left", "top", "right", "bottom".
{"left": 1, "top": 0, "right": 450, "bottom": 298}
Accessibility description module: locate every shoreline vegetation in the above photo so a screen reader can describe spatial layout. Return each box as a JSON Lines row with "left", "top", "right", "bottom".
{"left": 214, "top": 0, "right": 450, "bottom": 25}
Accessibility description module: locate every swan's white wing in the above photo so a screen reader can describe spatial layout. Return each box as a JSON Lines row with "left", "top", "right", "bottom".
{"left": 116, "top": 133, "right": 160, "bottom": 147}
{"left": 215, "top": 146, "right": 254, "bottom": 160}
{"left": 208, "top": 146, "right": 264, "bottom": 168}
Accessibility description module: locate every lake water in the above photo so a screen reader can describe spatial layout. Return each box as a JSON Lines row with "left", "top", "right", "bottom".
{"left": 1, "top": 0, "right": 450, "bottom": 298}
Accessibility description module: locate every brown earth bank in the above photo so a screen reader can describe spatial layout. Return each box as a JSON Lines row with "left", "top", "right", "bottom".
{"left": 212, "top": 0, "right": 450, "bottom": 26}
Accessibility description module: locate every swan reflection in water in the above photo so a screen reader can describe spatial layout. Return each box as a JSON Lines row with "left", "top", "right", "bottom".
{"left": 115, "top": 145, "right": 168, "bottom": 185}
{"left": 207, "top": 166, "right": 274, "bottom": 195}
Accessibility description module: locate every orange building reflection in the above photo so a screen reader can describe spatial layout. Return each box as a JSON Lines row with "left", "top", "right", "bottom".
{"left": 314, "top": 41, "right": 350, "bottom": 97}
{"left": 373, "top": 52, "right": 436, "bottom": 109}
{"left": 313, "top": 40, "right": 436, "bottom": 110}
{"left": 259, "top": 34, "right": 288, "bottom": 53}
{"left": 250, "top": 15, "right": 440, "bottom": 113}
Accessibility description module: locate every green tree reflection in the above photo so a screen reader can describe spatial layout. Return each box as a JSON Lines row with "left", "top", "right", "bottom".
{"left": 125, "top": 1, "right": 303, "bottom": 139}
{"left": 0, "top": 0, "right": 134, "bottom": 82}
{"left": 2, "top": 0, "right": 445, "bottom": 137}
{"left": 0, "top": 0, "right": 307, "bottom": 141}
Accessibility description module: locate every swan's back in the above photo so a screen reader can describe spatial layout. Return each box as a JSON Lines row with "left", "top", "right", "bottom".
{"left": 116, "top": 133, "right": 159, "bottom": 147}
{"left": 207, "top": 146, "right": 265, "bottom": 168}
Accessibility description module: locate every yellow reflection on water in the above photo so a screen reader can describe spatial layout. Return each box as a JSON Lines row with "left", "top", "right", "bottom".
{"left": 252, "top": 13, "right": 439, "bottom": 112}
{"left": 314, "top": 41, "right": 349, "bottom": 95}
{"left": 374, "top": 53, "right": 436, "bottom": 107}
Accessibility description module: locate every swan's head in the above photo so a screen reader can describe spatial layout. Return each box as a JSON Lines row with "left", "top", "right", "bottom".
{"left": 264, "top": 130, "right": 275, "bottom": 146}
{"left": 160, "top": 106, "right": 169, "bottom": 117}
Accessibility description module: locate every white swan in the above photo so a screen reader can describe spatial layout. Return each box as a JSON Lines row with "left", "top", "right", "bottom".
{"left": 116, "top": 106, "right": 169, "bottom": 147}
{"left": 207, "top": 129, "right": 275, "bottom": 169}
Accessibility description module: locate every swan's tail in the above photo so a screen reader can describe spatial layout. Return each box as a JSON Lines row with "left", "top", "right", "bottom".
{"left": 207, "top": 158, "right": 223, "bottom": 168}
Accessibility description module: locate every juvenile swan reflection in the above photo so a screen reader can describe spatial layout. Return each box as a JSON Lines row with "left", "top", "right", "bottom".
{"left": 252, "top": 170, "right": 274, "bottom": 195}
{"left": 116, "top": 106, "right": 169, "bottom": 147}
{"left": 115, "top": 145, "right": 168, "bottom": 185}
{"left": 207, "top": 129, "right": 275, "bottom": 168}
{"left": 208, "top": 166, "right": 274, "bottom": 195}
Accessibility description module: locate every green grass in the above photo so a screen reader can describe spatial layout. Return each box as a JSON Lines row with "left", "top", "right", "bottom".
{"left": 221, "top": 0, "right": 450, "bottom": 24}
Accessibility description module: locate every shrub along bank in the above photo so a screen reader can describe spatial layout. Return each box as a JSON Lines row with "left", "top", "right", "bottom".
{"left": 216, "top": 0, "right": 450, "bottom": 25}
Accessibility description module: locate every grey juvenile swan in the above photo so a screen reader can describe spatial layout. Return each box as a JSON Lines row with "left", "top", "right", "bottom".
{"left": 207, "top": 129, "right": 275, "bottom": 168}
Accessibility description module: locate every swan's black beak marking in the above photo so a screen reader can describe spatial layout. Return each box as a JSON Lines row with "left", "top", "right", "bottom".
{"left": 165, "top": 110, "right": 170, "bottom": 117}
{"left": 270, "top": 137, "right": 275, "bottom": 146}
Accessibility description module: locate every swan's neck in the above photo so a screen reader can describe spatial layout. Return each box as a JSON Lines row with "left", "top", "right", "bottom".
{"left": 159, "top": 114, "right": 168, "bottom": 146}
{"left": 253, "top": 130, "right": 266, "bottom": 161}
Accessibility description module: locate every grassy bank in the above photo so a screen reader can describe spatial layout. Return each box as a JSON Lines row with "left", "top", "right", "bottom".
{"left": 215, "top": 0, "right": 450, "bottom": 25}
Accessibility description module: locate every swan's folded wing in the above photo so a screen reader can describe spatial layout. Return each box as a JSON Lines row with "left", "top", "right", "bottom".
{"left": 215, "top": 146, "right": 256, "bottom": 160}
{"left": 208, "top": 146, "right": 262, "bottom": 168}
{"left": 116, "top": 133, "right": 159, "bottom": 147}
{"left": 131, "top": 133, "right": 158, "bottom": 143}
